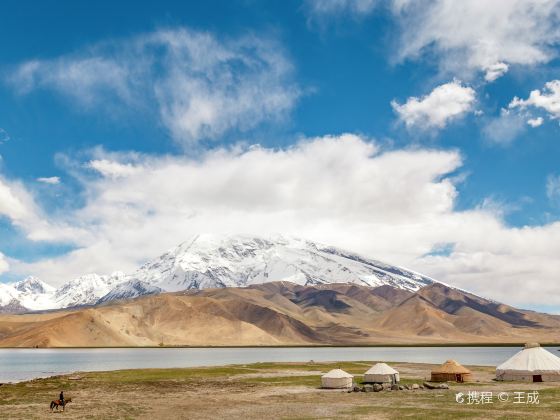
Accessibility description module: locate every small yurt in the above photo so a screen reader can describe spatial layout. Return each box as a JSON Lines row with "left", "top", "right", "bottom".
{"left": 321, "top": 369, "right": 353, "bottom": 389}
{"left": 431, "top": 360, "right": 472, "bottom": 383}
{"left": 496, "top": 343, "right": 560, "bottom": 382}
{"left": 363, "top": 363, "right": 400, "bottom": 384}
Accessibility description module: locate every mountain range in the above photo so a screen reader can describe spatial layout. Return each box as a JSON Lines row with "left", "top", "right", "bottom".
{"left": 1, "top": 282, "right": 558, "bottom": 347}
{"left": 1, "top": 234, "right": 559, "bottom": 347}
{"left": 0, "top": 234, "right": 436, "bottom": 313}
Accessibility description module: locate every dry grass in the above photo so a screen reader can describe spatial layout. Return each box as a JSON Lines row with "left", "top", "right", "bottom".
{"left": 0, "top": 361, "right": 558, "bottom": 419}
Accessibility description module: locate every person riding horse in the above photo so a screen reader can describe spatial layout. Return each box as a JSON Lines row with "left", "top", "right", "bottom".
{"left": 50, "top": 393, "right": 71, "bottom": 411}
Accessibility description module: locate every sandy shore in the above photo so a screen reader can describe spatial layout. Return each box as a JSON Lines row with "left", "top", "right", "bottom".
{"left": 0, "top": 361, "right": 558, "bottom": 419}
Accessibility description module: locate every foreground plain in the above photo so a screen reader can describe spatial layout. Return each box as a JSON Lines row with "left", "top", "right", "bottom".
{"left": 1, "top": 361, "right": 559, "bottom": 419}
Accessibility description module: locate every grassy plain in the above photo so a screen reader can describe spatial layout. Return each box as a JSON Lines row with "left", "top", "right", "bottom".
{"left": 0, "top": 361, "right": 558, "bottom": 419}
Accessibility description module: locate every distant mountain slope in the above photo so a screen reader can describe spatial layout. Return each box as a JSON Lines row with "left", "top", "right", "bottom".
{"left": 129, "top": 234, "right": 435, "bottom": 291}
{"left": 0, "top": 234, "right": 437, "bottom": 312}
{"left": 1, "top": 282, "right": 558, "bottom": 347}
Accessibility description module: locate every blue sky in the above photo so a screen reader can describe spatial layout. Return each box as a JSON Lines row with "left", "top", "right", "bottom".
{"left": 1, "top": 0, "right": 560, "bottom": 311}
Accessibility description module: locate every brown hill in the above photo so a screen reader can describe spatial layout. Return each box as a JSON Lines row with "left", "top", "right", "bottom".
{"left": 0, "top": 282, "right": 558, "bottom": 347}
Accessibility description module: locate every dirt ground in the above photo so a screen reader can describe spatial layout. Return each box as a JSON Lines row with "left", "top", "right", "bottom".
{"left": 1, "top": 361, "right": 559, "bottom": 419}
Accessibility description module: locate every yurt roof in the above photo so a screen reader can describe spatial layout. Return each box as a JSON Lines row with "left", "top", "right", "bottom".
{"left": 322, "top": 369, "right": 353, "bottom": 379}
{"left": 496, "top": 343, "right": 560, "bottom": 374}
{"left": 432, "top": 360, "right": 471, "bottom": 374}
{"left": 365, "top": 363, "right": 399, "bottom": 375}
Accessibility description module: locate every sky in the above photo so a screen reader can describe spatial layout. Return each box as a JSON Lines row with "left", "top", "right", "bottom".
{"left": 1, "top": 0, "right": 560, "bottom": 312}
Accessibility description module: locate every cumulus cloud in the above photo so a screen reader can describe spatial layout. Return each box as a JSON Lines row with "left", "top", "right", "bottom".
{"left": 414, "top": 221, "right": 560, "bottom": 310}
{"left": 547, "top": 174, "right": 560, "bottom": 206}
{"left": 37, "top": 176, "right": 60, "bottom": 185}
{"left": 391, "top": 81, "right": 475, "bottom": 130}
{"left": 509, "top": 80, "right": 560, "bottom": 119}
{"left": 483, "top": 62, "right": 509, "bottom": 82}
{"left": 8, "top": 134, "right": 463, "bottom": 283}
{"left": 303, "top": 1, "right": 560, "bottom": 81}
{"left": 527, "top": 117, "right": 544, "bottom": 128}
{"left": 2, "top": 134, "right": 560, "bottom": 309}
{"left": 392, "top": 0, "right": 560, "bottom": 80}
{"left": 9, "top": 28, "right": 300, "bottom": 146}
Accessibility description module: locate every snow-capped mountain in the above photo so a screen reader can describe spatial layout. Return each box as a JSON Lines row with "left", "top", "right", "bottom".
{"left": 14, "top": 277, "right": 54, "bottom": 295}
{"left": 0, "top": 283, "right": 20, "bottom": 307}
{"left": 96, "top": 280, "right": 163, "bottom": 305}
{"left": 0, "top": 234, "right": 438, "bottom": 312}
{"left": 130, "top": 234, "right": 435, "bottom": 292}
{"left": 12, "top": 277, "right": 56, "bottom": 311}
{"left": 53, "top": 272, "right": 127, "bottom": 308}
{"left": 0, "top": 273, "right": 129, "bottom": 312}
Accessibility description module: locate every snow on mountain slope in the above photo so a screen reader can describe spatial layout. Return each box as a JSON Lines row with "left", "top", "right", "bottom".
{"left": 0, "top": 234, "right": 438, "bottom": 312}
{"left": 129, "top": 234, "right": 435, "bottom": 292}
{"left": 97, "top": 280, "right": 163, "bottom": 305}
{"left": 53, "top": 272, "right": 127, "bottom": 308}
{"left": 0, "top": 283, "right": 20, "bottom": 306}
{"left": 0, "top": 273, "right": 128, "bottom": 312}
{"left": 14, "top": 277, "right": 55, "bottom": 295}
{"left": 13, "top": 277, "right": 57, "bottom": 310}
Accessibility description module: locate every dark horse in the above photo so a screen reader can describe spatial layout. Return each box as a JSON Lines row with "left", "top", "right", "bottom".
{"left": 50, "top": 398, "right": 72, "bottom": 411}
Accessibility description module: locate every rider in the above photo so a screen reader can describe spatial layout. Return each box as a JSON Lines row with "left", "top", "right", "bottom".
{"left": 59, "top": 391, "right": 64, "bottom": 406}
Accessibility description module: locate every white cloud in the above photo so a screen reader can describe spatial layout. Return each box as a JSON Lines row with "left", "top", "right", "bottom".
{"left": 9, "top": 28, "right": 301, "bottom": 146}
{"left": 0, "top": 175, "right": 89, "bottom": 244}
{"left": 547, "top": 174, "right": 560, "bottom": 206}
{"left": 37, "top": 176, "right": 60, "bottom": 185}
{"left": 0, "top": 252, "right": 8, "bottom": 275}
{"left": 483, "top": 62, "right": 509, "bottom": 82}
{"left": 14, "top": 58, "right": 134, "bottom": 108}
{"left": 482, "top": 108, "right": 526, "bottom": 146}
{"left": 8, "top": 134, "right": 464, "bottom": 283}
{"left": 304, "top": 0, "right": 379, "bottom": 17}
{"left": 88, "top": 160, "right": 139, "bottom": 179}
{"left": 3, "top": 134, "right": 560, "bottom": 309}
{"left": 527, "top": 117, "right": 544, "bottom": 128}
{"left": 509, "top": 80, "right": 560, "bottom": 119}
{"left": 392, "top": 0, "right": 560, "bottom": 80}
{"left": 303, "top": 1, "right": 560, "bottom": 81}
{"left": 0, "top": 177, "right": 35, "bottom": 223}
{"left": 391, "top": 81, "right": 475, "bottom": 130}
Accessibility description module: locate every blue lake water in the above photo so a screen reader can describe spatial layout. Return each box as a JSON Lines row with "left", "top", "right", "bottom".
{"left": 1, "top": 346, "right": 559, "bottom": 383}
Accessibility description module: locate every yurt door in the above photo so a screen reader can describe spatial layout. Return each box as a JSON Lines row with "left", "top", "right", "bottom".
{"left": 455, "top": 374, "right": 463, "bottom": 383}
{"left": 533, "top": 375, "right": 543, "bottom": 382}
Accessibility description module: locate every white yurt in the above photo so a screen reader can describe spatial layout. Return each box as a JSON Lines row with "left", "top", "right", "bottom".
{"left": 496, "top": 343, "right": 560, "bottom": 382}
{"left": 321, "top": 369, "right": 354, "bottom": 389}
{"left": 363, "top": 363, "right": 400, "bottom": 384}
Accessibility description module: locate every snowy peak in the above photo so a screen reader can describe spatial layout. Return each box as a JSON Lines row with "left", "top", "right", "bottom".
{"left": 129, "top": 234, "right": 436, "bottom": 293}
{"left": 1, "top": 234, "right": 440, "bottom": 313}
{"left": 13, "top": 277, "right": 55, "bottom": 295}
{"left": 53, "top": 272, "right": 127, "bottom": 308}
{"left": 0, "top": 283, "right": 19, "bottom": 306}
{"left": 97, "top": 280, "right": 163, "bottom": 305}
{"left": 0, "top": 272, "right": 129, "bottom": 312}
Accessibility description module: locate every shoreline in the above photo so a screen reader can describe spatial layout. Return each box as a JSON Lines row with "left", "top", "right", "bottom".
{"left": 2, "top": 342, "right": 559, "bottom": 349}
{"left": 3, "top": 345, "right": 559, "bottom": 383}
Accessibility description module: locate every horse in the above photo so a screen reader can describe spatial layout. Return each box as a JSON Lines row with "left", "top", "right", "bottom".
{"left": 50, "top": 397, "right": 72, "bottom": 411}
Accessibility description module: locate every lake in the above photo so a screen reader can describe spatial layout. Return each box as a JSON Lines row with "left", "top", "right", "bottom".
{"left": 1, "top": 346, "right": 559, "bottom": 383}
